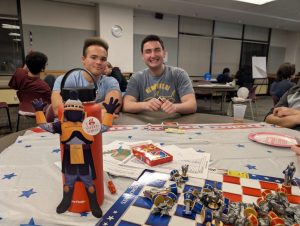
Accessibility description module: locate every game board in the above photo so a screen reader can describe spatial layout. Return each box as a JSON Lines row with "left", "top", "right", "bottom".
{"left": 96, "top": 170, "right": 300, "bottom": 226}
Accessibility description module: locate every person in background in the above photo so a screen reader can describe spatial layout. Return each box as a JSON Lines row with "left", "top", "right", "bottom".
{"left": 51, "top": 37, "right": 121, "bottom": 116}
{"left": 264, "top": 85, "right": 300, "bottom": 129}
{"left": 269, "top": 63, "right": 296, "bottom": 104}
{"left": 235, "top": 65, "right": 254, "bottom": 90}
{"left": 104, "top": 62, "right": 127, "bottom": 93}
{"left": 123, "top": 34, "right": 197, "bottom": 115}
{"left": 9, "top": 51, "right": 51, "bottom": 112}
{"left": 217, "top": 68, "right": 232, "bottom": 84}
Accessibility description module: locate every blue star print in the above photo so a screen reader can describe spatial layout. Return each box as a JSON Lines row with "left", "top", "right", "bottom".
{"left": 20, "top": 217, "right": 41, "bottom": 226}
{"left": 128, "top": 135, "right": 132, "bottom": 139}
{"left": 197, "top": 149, "right": 205, "bottom": 153}
{"left": 19, "top": 188, "right": 37, "bottom": 198}
{"left": 52, "top": 148, "right": 60, "bottom": 153}
{"left": 237, "top": 144, "right": 245, "bottom": 148}
{"left": 245, "top": 164, "right": 257, "bottom": 170}
{"left": 2, "top": 173, "right": 16, "bottom": 179}
{"left": 80, "top": 212, "right": 89, "bottom": 217}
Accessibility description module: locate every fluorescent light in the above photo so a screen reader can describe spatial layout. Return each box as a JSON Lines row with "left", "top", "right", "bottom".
{"left": 13, "top": 38, "right": 21, "bottom": 42}
{"left": 233, "top": 0, "right": 276, "bottom": 5}
{"left": 8, "top": 32, "right": 21, "bottom": 36}
{"left": 2, "top": 23, "right": 20, "bottom": 29}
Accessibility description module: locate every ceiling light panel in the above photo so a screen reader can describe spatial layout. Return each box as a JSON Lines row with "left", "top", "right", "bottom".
{"left": 233, "top": 0, "right": 276, "bottom": 5}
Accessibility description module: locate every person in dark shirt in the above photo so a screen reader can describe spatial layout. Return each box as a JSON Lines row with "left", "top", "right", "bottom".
{"left": 217, "top": 68, "right": 232, "bottom": 84}
{"left": 9, "top": 51, "right": 51, "bottom": 112}
{"left": 105, "top": 62, "right": 128, "bottom": 93}
{"left": 235, "top": 65, "right": 254, "bottom": 90}
{"left": 269, "top": 63, "right": 296, "bottom": 104}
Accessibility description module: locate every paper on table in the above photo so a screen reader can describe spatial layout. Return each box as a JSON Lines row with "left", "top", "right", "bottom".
{"left": 103, "top": 160, "right": 143, "bottom": 180}
{"left": 103, "top": 140, "right": 152, "bottom": 165}
{"left": 122, "top": 144, "right": 210, "bottom": 179}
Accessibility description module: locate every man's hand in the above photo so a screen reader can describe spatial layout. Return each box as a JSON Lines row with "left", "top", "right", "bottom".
{"left": 32, "top": 98, "right": 47, "bottom": 111}
{"left": 142, "top": 98, "right": 162, "bottom": 112}
{"left": 103, "top": 97, "right": 120, "bottom": 114}
{"left": 160, "top": 98, "right": 177, "bottom": 114}
{"left": 273, "top": 107, "right": 300, "bottom": 117}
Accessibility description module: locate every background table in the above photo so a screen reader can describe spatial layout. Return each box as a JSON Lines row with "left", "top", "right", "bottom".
{"left": 193, "top": 82, "right": 237, "bottom": 113}
{"left": 0, "top": 114, "right": 299, "bottom": 226}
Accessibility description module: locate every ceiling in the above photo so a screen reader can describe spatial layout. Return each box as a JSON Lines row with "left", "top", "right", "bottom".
{"left": 54, "top": 0, "right": 300, "bottom": 31}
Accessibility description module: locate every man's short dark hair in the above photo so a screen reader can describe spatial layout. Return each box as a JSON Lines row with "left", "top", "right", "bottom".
{"left": 141, "top": 34, "right": 165, "bottom": 53}
{"left": 276, "top": 63, "right": 295, "bottom": 81}
{"left": 83, "top": 37, "right": 109, "bottom": 56}
{"left": 25, "top": 51, "right": 48, "bottom": 75}
{"left": 223, "top": 68, "right": 230, "bottom": 74}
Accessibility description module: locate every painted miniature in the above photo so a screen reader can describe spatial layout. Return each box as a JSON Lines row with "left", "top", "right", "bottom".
{"left": 283, "top": 162, "right": 296, "bottom": 186}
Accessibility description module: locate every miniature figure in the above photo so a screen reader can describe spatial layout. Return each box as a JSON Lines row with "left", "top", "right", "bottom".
{"left": 170, "top": 169, "right": 184, "bottom": 187}
{"left": 32, "top": 91, "right": 119, "bottom": 218}
{"left": 181, "top": 164, "right": 189, "bottom": 181}
{"left": 283, "top": 162, "right": 296, "bottom": 186}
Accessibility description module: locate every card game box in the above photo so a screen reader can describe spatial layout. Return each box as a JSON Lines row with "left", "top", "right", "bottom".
{"left": 131, "top": 143, "right": 173, "bottom": 166}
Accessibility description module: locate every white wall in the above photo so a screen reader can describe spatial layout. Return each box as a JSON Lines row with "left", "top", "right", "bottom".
{"left": 134, "top": 10, "right": 178, "bottom": 38}
{"left": 98, "top": 4, "right": 133, "bottom": 72}
{"left": 270, "top": 29, "right": 300, "bottom": 72}
{"left": 20, "top": 0, "right": 96, "bottom": 70}
{"left": 21, "top": 0, "right": 96, "bottom": 30}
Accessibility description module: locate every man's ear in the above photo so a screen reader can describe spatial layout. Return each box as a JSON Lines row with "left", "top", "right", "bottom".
{"left": 81, "top": 55, "right": 86, "bottom": 64}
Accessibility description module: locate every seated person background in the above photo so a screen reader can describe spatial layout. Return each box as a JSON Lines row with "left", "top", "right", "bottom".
{"left": 52, "top": 37, "right": 121, "bottom": 116}
{"left": 123, "top": 34, "right": 197, "bottom": 115}
{"left": 104, "top": 62, "right": 128, "bottom": 93}
{"left": 265, "top": 85, "right": 300, "bottom": 129}
{"left": 9, "top": 51, "right": 51, "bottom": 112}
{"left": 269, "top": 62, "right": 296, "bottom": 104}
{"left": 217, "top": 68, "right": 232, "bottom": 84}
{"left": 235, "top": 65, "right": 254, "bottom": 90}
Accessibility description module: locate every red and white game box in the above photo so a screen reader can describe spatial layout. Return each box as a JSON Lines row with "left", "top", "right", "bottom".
{"left": 131, "top": 143, "right": 173, "bottom": 166}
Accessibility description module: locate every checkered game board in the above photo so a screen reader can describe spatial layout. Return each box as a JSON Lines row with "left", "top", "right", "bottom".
{"left": 96, "top": 171, "right": 300, "bottom": 226}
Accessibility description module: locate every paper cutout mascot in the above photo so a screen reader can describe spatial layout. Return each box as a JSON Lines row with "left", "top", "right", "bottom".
{"left": 32, "top": 90, "right": 119, "bottom": 218}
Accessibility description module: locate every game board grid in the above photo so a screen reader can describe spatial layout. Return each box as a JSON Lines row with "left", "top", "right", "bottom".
{"left": 97, "top": 171, "right": 300, "bottom": 226}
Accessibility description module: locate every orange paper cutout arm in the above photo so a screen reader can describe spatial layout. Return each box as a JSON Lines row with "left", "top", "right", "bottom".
{"left": 35, "top": 111, "right": 47, "bottom": 124}
{"left": 102, "top": 113, "right": 113, "bottom": 127}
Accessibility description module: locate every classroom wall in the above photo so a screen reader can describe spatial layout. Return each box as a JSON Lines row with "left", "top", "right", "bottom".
{"left": 97, "top": 4, "right": 133, "bottom": 73}
{"left": 269, "top": 29, "right": 300, "bottom": 73}
{"left": 16, "top": 0, "right": 300, "bottom": 76}
{"left": 20, "top": 0, "right": 96, "bottom": 71}
{"left": 133, "top": 10, "right": 178, "bottom": 72}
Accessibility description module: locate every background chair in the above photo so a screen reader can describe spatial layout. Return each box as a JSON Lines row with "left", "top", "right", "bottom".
{"left": 0, "top": 102, "right": 12, "bottom": 132}
{"left": 227, "top": 87, "right": 257, "bottom": 120}
{"left": 15, "top": 92, "right": 37, "bottom": 132}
